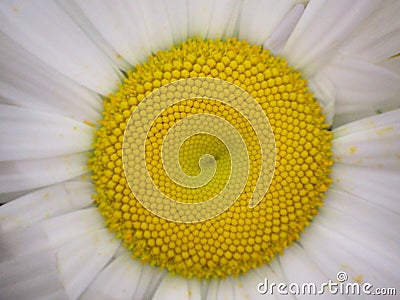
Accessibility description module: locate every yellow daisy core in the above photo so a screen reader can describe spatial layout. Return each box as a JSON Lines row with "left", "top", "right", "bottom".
{"left": 89, "top": 38, "right": 333, "bottom": 279}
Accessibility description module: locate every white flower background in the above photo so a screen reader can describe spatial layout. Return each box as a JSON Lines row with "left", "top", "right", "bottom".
{"left": 0, "top": 0, "right": 399, "bottom": 299}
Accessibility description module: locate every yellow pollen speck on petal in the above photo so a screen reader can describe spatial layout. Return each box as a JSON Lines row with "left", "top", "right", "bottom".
{"left": 375, "top": 126, "right": 393, "bottom": 136}
{"left": 83, "top": 120, "right": 95, "bottom": 127}
{"left": 88, "top": 38, "right": 333, "bottom": 279}
{"left": 353, "top": 274, "right": 363, "bottom": 283}
{"left": 349, "top": 146, "right": 357, "bottom": 154}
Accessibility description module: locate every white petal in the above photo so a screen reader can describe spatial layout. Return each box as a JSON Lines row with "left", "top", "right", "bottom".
{"left": 201, "top": 279, "right": 209, "bottom": 299}
{"left": 239, "top": 0, "right": 298, "bottom": 46}
{"left": 331, "top": 163, "right": 400, "bottom": 215}
{"left": 315, "top": 198, "right": 400, "bottom": 267}
{"left": 279, "top": 243, "right": 339, "bottom": 299}
{"left": 239, "top": 0, "right": 296, "bottom": 45}
{"left": 205, "top": 279, "right": 219, "bottom": 300}
{"left": 70, "top": 0, "right": 152, "bottom": 66}
{"left": 164, "top": 0, "right": 189, "bottom": 44}
{"left": 255, "top": 262, "right": 288, "bottom": 288}
{"left": 0, "top": 32, "right": 102, "bottom": 122}
{"left": 0, "top": 250, "right": 69, "bottom": 300}
{"left": 204, "top": 0, "right": 241, "bottom": 39}
{"left": 339, "top": 0, "right": 400, "bottom": 63}
{"left": 0, "top": 225, "right": 50, "bottom": 262}
{"left": 81, "top": 252, "right": 142, "bottom": 300}
{"left": 333, "top": 109, "right": 400, "bottom": 139}
{"left": 188, "top": 278, "right": 202, "bottom": 300}
{"left": 0, "top": 152, "right": 88, "bottom": 193}
{"left": 0, "top": 189, "right": 37, "bottom": 204}
{"left": 308, "top": 72, "right": 335, "bottom": 125}
{"left": 332, "top": 109, "right": 377, "bottom": 129}
{"left": 42, "top": 207, "right": 105, "bottom": 248}
{"left": 253, "top": 262, "right": 296, "bottom": 300}
{"left": 283, "top": 0, "right": 379, "bottom": 76}
{"left": 0, "top": 180, "right": 93, "bottom": 232}
{"left": 133, "top": 265, "right": 167, "bottom": 299}
{"left": 264, "top": 4, "right": 305, "bottom": 55}
{"left": 332, "top": 110, "right": 400, "bottom": 169}
{"left": 186, "top": 0, "right": 241, "bottom": 40}
{"left": 55, "top": 0, "right": 131, "bottom": 71}
{"left": 235, "top": 270, "right": 272, "bottom": 300}
{"left": 0, "top": 208, "right": 104, "bottom": 261}
{"left": 302, "top": 219, "right": 400, "bottom": 288}
{"left": 379, "top": 56, "right": 400, "bottom": 76}
{"left": 56, "top": 228, "right": 120, "bottom": 299}
{"left": 217, "top": 277, "right": 235, "bottom": 300}
{"left": 187, "top": 0, "right": 214, "bottom": 39}
{"left": 320, "top": 57, "right": 400, "bottom": 120}
{"left": 0, "top": 105, "right": 95, "bottom": 161}
{"left": 325, "top": 189, "right": 400, "bottom": 248}
{"left": 152, "top": 275, "right": 191, "bottom": 300}
{"left": 135, "top": 0, "right": 175, "bottom": 52}
{"left": 0, "top": 0, "right": 121, "bottom": 95}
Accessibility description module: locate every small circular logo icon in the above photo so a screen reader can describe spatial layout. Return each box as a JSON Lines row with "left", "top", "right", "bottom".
{"left": 336, "top": 271, "right": 348, "bottom": 282}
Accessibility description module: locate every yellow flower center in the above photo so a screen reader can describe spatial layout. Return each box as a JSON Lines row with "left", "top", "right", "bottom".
{"left": 89, "top": 38, "right": 333, "bottom": 279}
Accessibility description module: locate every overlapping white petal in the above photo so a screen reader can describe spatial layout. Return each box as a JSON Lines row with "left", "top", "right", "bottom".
{"left": 0, "top": 250, "right": 69, "bottom": 300}
{"left": 0, "top": 208, "right": 105, "bottom": 260}
{"left": 152, "top": 274, "right": 191, "bottom": 300}
{"left": 254, "top": 261, "right": 294, "bottom": 300}
{"left": 379, "top": 56, "right": 400, "bottom": 76}
{"left": 320, "top": 57, "right": 400, "bottom": 126}
{"left": 66, "top": 0, "right": 152, "bottom": 67}
{"left": 0, "top": 152, "right": 88, "bottom": 194}
{"left": 0, "top": 208, "right": 119, "bottom": 299}
{"left": 0, "top": 33, "right": 102, "bottom": 122}
{"left": 325, "top": 189, "right": 400, "bottom": 255}
{"left": 234, "top": 270, "right": 272, "bottom": 300}
{"left": 204, "top": 279, "right": 219, "bottom": 300}
{"left": 0, "top": 0, "right": 121, "bottom": 95}
{"left": 187, "top": 0, "right": 242, "bottom": 40}
{"left": 283, "top": 0, "right": 379, "bottom": 76}
{"left": 238, "top": 0, "right": 300, "bottom": 46}
{"left": 55, "top": 0, "right": 131, "bottom": 71}
{"left": 130, "top": 264, "right": 167, "bottom": 299}
{"left": 279, "top": 243, "right": 338, "bottom": 299}
{"left": 332, "top": 109, "right": 400, "bottom": 168}
{"left": 331, "top": 111, "right": 400, "bottom": 213}
{"left": 0, "top": 105, "right": 95, "bottom": 161}
{"left": 301, "top": 219, "right": 400, "bottom": 290}
{"left": 332, "top": 164, "right": 400, "bottom": 214}
{"left": 339, "top": 0, "right": 400, "bottom": 64}
{"left": 187, "top": 279, "right": 202, "bottom": 300}
{"left": 264, "top": 4, "right": 305, "bottom": 55}
{"left": 81, "top": 252, "right": 147, "bottom": 300}
{"left": 57, "top": 229, "right": 120, "bottom": 299}
{"left": 217, "top": 277, "right": 238, "bottom": 300}
{"left": 0, "top": 180, "right": 93, "bottom": 232}
{"left": 308, "top": 72, "right": 336, "bottom": 125}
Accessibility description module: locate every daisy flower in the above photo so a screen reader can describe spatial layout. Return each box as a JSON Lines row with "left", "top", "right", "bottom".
{"left": 1, "top": 0, "right": 400, "bottom": 299}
